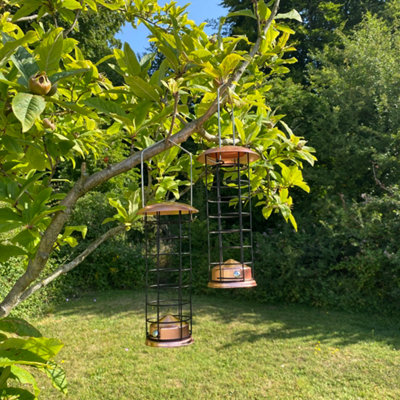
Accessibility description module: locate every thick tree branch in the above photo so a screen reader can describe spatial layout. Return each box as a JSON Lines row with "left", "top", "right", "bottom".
{"left": 0, "top": 1, "right": 281, "bottom": 317}
{"left": 13, "top": 225, "right": 126, "bottom": 308}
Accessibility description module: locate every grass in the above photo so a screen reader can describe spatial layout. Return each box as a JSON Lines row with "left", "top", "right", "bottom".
{"left": 34, "top": 290, "right": 400, "bottom": 400}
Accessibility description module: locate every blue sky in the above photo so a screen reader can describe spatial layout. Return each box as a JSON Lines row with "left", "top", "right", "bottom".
{"left": 115, "top": 0, "right": 228, "bottom": 54}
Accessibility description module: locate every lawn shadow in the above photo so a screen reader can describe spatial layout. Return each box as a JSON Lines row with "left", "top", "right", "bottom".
{"left": 49, "top": 289, "right": 400, "bottom": 350}
{"left": 194, "top": 293, "right": 400, "bottom": 350}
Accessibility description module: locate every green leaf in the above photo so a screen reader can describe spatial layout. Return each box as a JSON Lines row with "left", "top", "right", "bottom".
{"left": 36, "top": 28, "right": 64, "bottom": 72}
{"left": 11, "top": 47, "right": 40, "bottom": 86}
{"left": 125, "top": 76, "right": 160, "bottom": 102}
{"left": 0, "top": 31, "right": 38, "bottom": 67}
{"left": 62, "top": 225, "right": 87, "bottom": 239}
{"left": 61, "top": 0, "right": 83, "bottom": 10}
{"left": 43, "top": 361, "right": 68, "bottom": 394}
{"left": 0, "top": 318, "right": 42, "bottom": 338}
{"left": 226, "top": 9, "right": 256, "bottom": 19}
{"left": 219, "top": 54, "right": 243, "bottom": 77}
{"left": 9, "top": 365, "right": 40, "bottom": 397}
{"left": 83, "top": 98, "right": 131, "bottom": 124}
{"left": 12, "top": 93, "right": 46, "bottom": 132}
{"left": 96, "top": 0, "right": 123, "bottom": 10}
{"left": 0, "top": 244, "right": 27, "bottom": 262}
{"left": 289, "top": 214, "right": 298, "bottom": 231}
{"left": 49, "top": 68, "right": 89, "bottom": 84}
{"left": 0, "top": 337, "right": 63, "bottom": 361}
{"left": 275, "top": 9, "right": 302, "bottom": 23}
{"left": 12, "top": 0, "right": 41, "bottom": 21}
{"left": 0, "top": 387, "right": 35, "bottom": 400}
{"left": 123, "top": 43, "right": 141, "bottom": 76}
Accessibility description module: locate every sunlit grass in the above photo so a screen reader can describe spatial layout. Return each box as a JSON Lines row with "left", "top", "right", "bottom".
{"left": 35, "top": 290, "right": 400, "bottom": 399}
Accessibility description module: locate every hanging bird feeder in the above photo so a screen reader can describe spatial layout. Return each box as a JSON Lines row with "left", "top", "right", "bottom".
{"left": 198, "top": 90, "right": 260, "bottom": 289}
{"left": 138, "top": 142, "right": 198, "bottom": 348}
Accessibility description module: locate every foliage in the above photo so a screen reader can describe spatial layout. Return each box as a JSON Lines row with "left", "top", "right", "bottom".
{"left": 221, "top": 0, "right": 387, "bottom": 78}
{"left": 0, "top": 317, "right": 66, "bottom": 399}
{"left": 0, "top": 0, "right": 315, "bottom": 316}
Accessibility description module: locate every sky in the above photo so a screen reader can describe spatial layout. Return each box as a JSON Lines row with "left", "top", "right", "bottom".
{"left": 115, "top": 0, "right": 228, "bottom": 54}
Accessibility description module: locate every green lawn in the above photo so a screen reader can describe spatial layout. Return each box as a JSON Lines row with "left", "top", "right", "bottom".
{"left": 34, "top": 291, "right": 400, "bottom": 400}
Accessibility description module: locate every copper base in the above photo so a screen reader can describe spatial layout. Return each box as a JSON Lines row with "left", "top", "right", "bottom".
{"left": 209, "top": 259, "right": 257, "bottom": 288}
{"left": 145, "top": 336, "right": 194, "bottom": 348}
{"left": 208, "top": 279, "right": 257, "bottom": 289}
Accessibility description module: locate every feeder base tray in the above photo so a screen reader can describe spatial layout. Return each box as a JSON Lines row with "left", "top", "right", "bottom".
{"left": 145, "top": 336, "right": 194, "bottom": 348}
{"left": 208, "top": 279, "right": 257, "bottom": 289}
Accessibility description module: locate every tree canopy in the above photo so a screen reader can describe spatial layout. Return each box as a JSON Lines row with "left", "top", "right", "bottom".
{"left": 0, "top": 0, "right": 314, "bottom": 316}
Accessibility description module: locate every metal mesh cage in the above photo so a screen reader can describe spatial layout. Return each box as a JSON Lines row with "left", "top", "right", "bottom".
{"left": 199, "top": 146, "right": 259, "bottom": 289}
{"left": 139, "top": 203, "right": 198, "bottom": 347}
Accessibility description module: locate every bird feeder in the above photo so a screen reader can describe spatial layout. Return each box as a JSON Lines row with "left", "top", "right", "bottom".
{"left": 139, "top": 141, "right": 197, "bottom": 347}
{"left": 198, "top": 88, "right": 260, "bottom": 288}
{"left": 198, "top": 146, "right": 259, "bottom": 288}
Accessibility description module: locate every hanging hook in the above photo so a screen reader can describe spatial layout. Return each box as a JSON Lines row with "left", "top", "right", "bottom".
{"left": 167, "top": 138, "right": 193, "bottom": 207}
{"left": 230, "top": 95, "right": 236, "bottom": 146}
{"left": 141, "top": 148, "right": 146, "bottom": 208}
{"left": 217, "top": 87, "right": 222, "bottom": 149}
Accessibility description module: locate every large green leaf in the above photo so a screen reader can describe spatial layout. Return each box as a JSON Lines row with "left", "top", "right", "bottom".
{"left": 12, "top": 93, "right": 46, "bottom": 132}
{"left": 36, "top": 28, "right": 64, "bottom": 72}
{"left": 0, "top": 318, "right": 42, "bottom": 338}
{"left": 123, "top": 43, "right": 141, "bottom": 76}
{"left": 0, "top": 244, "right": 27, "bottom": 262}
{"left": 49, "top": 68, "right": 89, "bottom": 84}
{"left": 125, "top": 76, "right": 160, "bottom": 102}
{"left": 0, "top": 31, "right": 37, "bottom": 68}
{"left": 9, "top": 365, "right": 40, "bottom": 397}
{"left": 84, "top": 97, "right": 127, "bottom": 118}
{"left": 11, "top": 46, "right": 40, "bottom": 86}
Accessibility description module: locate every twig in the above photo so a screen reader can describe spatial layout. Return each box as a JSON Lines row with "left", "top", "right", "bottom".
{"left": 64, "top": 6, "right": 82, "bottom": 38}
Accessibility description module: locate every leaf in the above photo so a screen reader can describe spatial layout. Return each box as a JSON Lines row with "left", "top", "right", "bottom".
{"left": 275, "top": 9, "right": 302, "bottom": 23}
{"left": 12, "top": 93, "right": 46, "bottom": 132}
{"left": 96, "top": 0, "right": 123, "bottom": 10}
{"left": 84, "top": 97, "right": 128, "bottom": 120}
{"left": 0, "top": 244, "right": 27, "bottom": 262}
{"left": 289, "top": 213, "right": 298, "bottom": 231}
{"left": 219, "top": 54, "right": 243, "bottom": 77}
{"left": 226, "top": 9, "right": 256, "bottom": 19}
{"left": 49, "top": 68, "right": 89, "bottom": 84}
{"left": 0, "top": 31, "right": 38, "bottom": 67}
{"left": 36, "top": 28, "right": 64, "bottom": 72}
{"left": 0, "top": 318, "right": 42, "bottom": 338}
{"left": 11, "top": 46, "right": 40, "bottom": 86}
{"left": 0, "top": 387, "right": 35, "bottom": 400}
{"left": 9, "top": 365, "right": 40, "bottom": 397}
{"left": 125, "top": 76, "right": 160, "bottom": 102}
{"left": 0, "top": 337, "right": 63, "bottom": 361}
{"left": 61, "top": 0, "right": 82, "bottom": 10}
{"left": 123, "top": 43, "right": 141, "bottom": 76}
{"left": 43, "top": 361, "right": 68, "bottom": 394}
{"left": 12, "top": 0, "right": 41, "bottom": 22}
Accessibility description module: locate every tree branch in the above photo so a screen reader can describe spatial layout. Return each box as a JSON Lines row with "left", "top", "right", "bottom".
{"left": 63, "top": 7, "right": 82, "bottom": 38}
{"left": 15, "top": 225, "right": 126, "bottom": 308}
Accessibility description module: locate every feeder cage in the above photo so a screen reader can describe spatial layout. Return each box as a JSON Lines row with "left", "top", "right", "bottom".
{"left": 138, "top": 202, "right": 198, "bottom": 348}
{"left": 198, "top": 146, "right": 259, "bottom": 289}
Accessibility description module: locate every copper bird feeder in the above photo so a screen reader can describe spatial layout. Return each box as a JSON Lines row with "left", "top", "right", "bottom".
{"left": 198, "top": 89, "right": 260, "bottom": 289}
{"left": 139, "top": 142, "right": 198, "bottom": 348}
